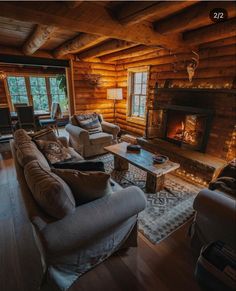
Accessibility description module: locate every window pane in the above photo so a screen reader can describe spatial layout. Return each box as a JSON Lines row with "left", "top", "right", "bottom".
{"left": 134, "top": 83, "right": 141, "bottom": 94}
{"left": 129, "top": 71, "right": 148, "bottom": 118}
{"left": 30, "top": 77, "right": 49, "bottom": 111}
{"left": 134, "top": 72, "right": 142, "bottom": 83}
{"left": 142, "top": 84, "right": 147, "bottom": 94}
{"left": 7, "top": 76, "right": 29, "bottom": 107}
{"left": 49, "top": 75, "right": 68, "bottom": 112}
{"left": 142, "top": 72, "right": 148, "bottom": 83}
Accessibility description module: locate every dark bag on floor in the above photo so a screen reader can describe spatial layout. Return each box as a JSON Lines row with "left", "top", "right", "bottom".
{"left": 195, "top": 241, "right": 236, "bottom": 291}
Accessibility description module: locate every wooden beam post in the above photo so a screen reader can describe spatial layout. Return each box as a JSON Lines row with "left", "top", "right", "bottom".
{"left": 54, "top": 33, "right": 107, "bottom": 58}
{"left": 155, "top": 2, "right": 236, "bottom": 35}
{"left": 116, "top": 1, "right": 198, "bottom": 26}
{"left": 22, "top": 25, "right": 56, "bottom": 55}
{"left": 77, "top": 40, "right": 137, "bottom": 61}
{"left": 183, "top": 18, "right": 236, "bottom": 45}
{"left": 0, "top": 2, "right": 182, "bottom": 49}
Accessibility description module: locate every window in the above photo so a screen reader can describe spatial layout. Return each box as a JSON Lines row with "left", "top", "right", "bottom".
{"left": 30, "top": 77, "right": 49, "bottom": 111}
{"left": 7, "top": 76, "right": 28, "bottom": 105}
{"left": 7, "top": 74, "right": 68, "bottom": 113}
{"left": 49, "top": 77, "right": 68, "bottom": 112}
{"left": 128, "top": 68, "right": 148, "bottom": 119}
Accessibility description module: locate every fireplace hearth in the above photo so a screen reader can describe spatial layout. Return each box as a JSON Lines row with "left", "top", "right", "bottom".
{"left": 146, "top": 105, "right": 214, "bottom": 152}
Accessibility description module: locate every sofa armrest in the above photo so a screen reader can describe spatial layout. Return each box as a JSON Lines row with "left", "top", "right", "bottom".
{"left": 65, "top": 123, "right": 89, "bottom": 144}
{"left": 39, "top": 186, "right": 146, "bottom": 256}
{"left": 101, "top": 121, "right": 120, "bottom": 138}
{"left": 57, "top": 136, "right": 69, "bottom": 148}
{"left": 193, "top": 189, "right": 235, "bottom": 224}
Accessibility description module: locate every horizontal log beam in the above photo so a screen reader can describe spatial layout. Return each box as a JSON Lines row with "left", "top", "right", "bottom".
{"left": 199, "top": 36, "right": 236, "bottom": 49}
{"left": 116, "top": 1, "right": 198, "bottom": 26}
{"left": 65, "top": 1, "right": 83, "bottom": 9}
{"left": 54, "top": 33, "right": 107, "bottom": 58}
{"left": 183, "top": 18, "right": 236, "bottom": 45}
{"left": 151, "top": 66, "right": 235, "bottom": 80}
{"left": 116, "top": 45, "right": 236, "bottom": 70}
{"left": 99, "top": 45, "right": 160, "bottom": 62}
{"left": 0, "top": 2, "right": 182, "bottom": 49}
{"left": 155, "top": 1, "right": 236, "bottom": 35}
{"left": 77, "top": 40, "right": 137, "bottom": 61}
{"left": 22, "top": 25, "right": 56, "bottom": 55}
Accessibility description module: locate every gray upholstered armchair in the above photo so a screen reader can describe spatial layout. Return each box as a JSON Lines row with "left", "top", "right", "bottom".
{"left": 66, "top": 113, "right": 120, "bottom": 158}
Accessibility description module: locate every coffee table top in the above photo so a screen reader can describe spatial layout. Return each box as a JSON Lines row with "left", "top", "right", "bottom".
{"left": 104, "top": 142, "right": 180, "bottom": 177}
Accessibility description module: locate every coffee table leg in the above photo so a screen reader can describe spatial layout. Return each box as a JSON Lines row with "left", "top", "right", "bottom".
{"left": 146, "top": 173, "right": 165, "bottom": 193}
{"left": 114, "top": 156, "right": 129, "bottom": 171}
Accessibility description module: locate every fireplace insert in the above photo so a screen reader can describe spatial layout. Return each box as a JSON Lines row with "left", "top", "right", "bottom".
{"left": 146, "top": 105, "right": 214, "bottom": 152}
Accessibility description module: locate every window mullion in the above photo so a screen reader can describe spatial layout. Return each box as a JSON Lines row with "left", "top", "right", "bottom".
{"left": 25, "top": 77, "right": 32, "bottom": 106}
{"left": 45, "top": 77, "right": 52, "bottom": 111}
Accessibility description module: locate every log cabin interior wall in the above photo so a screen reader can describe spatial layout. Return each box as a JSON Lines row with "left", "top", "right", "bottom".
{"left": 0, "top": 1, "right": 235, "bottom": 160}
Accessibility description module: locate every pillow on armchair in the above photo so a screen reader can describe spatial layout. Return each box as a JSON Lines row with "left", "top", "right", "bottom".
{"left": 74, "top": 113, "right": 102, "bottom": 134}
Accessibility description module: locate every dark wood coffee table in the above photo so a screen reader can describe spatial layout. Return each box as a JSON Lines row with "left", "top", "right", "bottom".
{"left": 105, "top": 142, "right": 180, "bottom": 193}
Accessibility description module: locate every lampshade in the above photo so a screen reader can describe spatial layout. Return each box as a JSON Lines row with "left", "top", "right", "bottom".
{"left": 107, "top": 88, "right": 123, "bottom": 100}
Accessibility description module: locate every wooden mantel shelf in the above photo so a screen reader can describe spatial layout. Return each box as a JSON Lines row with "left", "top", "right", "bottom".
{"left": 158, "top": 88, "right": 236, "bottom": 94}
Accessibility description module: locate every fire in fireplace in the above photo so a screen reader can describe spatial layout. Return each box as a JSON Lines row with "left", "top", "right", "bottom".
{"left": 146, "top": 105, "right": 214, "bottom": 152}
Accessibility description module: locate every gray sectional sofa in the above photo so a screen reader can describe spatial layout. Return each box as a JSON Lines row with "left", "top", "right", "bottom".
{"left": 11, "top": 129, "right": 146, "bottom": 291}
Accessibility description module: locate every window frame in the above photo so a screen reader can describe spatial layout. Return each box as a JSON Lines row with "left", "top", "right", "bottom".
{"left": 6, "top": 73, "right": 68, "bottom": 113}
{"left": 127, "top": 66, "right": 149, "bottom": 124}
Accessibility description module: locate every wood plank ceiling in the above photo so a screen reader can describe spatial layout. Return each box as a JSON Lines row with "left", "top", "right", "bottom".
{"left": 0, "top": 1, "right": 235, "bottom": 62}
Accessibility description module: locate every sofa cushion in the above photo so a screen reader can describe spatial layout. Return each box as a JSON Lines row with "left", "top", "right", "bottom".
{"left": 52, "top": 168, "right": 112, "bottom": 205}
{"left": 16, "top": 142, "right": 50, "bottom": 169}
{"left": 14, "top": 129, "right": 32, "bottom": 147}
{"left": 24, "top": 160, "right": 75, "bottom": 219}
{"left": 89, "top": 132, "right": 113, "bottom": 145}
{"left": 35, "top": 139, "right": 72, "bottom": 165}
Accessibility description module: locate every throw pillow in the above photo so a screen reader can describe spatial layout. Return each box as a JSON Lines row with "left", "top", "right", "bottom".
{"left": 24, "top": 160, "right": 75, "bottom": 219}
{"left": 52, "top": 168, "right": 112, "bottom": 205}
{"left": 74, "top": 113, "right": 102, "bottom": 134}
{"left": 35, "top": 139, "right": 72, "bottom": 165}
{"left": 31, "top": 128, "right": 58, "bottom": 142}
{"left": 53, "top": 160, "right": 105, "bottom": 172}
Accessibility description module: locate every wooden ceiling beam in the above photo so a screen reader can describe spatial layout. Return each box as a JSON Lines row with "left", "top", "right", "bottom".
{"left": 54, "top": 33, "right": 108, "bottom": 58}
{"left": 155, "top": 1, "right": 236, "bottom": 35}
{"left": 77, "top": 40, "right": 137, "bottom": 61}
{"left": 183, "top": 18, "right": 236, "bottom": 45}
{"left": 0, "top": 2, "right": 182, "bottom": 50}
{"left": 99, "top": 45, "right": 161, "bottom": 62}
{"left": 116, "top": 1, "right": 199, "bottom": 26}
{"left": 22, "top": 24, "right": 56, "bottom": 55}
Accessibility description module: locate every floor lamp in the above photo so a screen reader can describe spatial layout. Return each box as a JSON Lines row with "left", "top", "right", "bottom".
{"left": 107, "top": 88, "right": 123, "bottom": 124}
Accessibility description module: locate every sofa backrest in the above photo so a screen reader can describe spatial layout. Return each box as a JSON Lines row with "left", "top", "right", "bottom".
{"left": 11, "top": 129, "right": 75, "bottom": 222}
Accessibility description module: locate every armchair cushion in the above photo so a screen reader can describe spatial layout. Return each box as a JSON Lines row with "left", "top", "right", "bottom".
{"left": 52, "top": 168, "right": 112, "bottom": 205}
{"left": 89, "top": 132, "right": 113, "bottom": 145}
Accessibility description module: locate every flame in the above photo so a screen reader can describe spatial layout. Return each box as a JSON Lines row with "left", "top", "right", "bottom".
{"left": 181, "top": 121, "right": 184, "bottom": 131}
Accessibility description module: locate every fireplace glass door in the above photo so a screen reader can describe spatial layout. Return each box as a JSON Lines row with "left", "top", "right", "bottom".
{"left": 165, "top": 110, "right": 208, "bottom": 151}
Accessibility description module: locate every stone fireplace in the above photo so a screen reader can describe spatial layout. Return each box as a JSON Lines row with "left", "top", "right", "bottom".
{"left": 147, "top": 105, "right": 213, "bottom": 152}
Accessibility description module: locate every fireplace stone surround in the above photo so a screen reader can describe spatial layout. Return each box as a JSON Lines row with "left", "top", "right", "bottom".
{"left": 137, "top": 89, "right": 234, "bottom": 185}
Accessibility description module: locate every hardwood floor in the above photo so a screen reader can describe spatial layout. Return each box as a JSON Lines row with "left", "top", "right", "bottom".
{"left": 0, "top": 149, "right": 201, "bottom": 291}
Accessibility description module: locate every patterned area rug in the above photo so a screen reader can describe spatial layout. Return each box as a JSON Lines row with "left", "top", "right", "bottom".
{"left": 97, "top": 154, "right": 202, "bottom": 244}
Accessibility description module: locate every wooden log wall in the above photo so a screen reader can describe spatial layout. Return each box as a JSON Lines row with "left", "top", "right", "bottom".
{"left": 0, "top": 80, "right": 7, "bottom": 106}
{"left": 115, "top": 41, "right": 236, "bottom": 159}
{"left": 72, "top": 61, "right": 117, "bottom": 122}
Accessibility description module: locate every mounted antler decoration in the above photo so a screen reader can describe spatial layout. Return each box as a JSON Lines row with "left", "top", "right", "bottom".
{"left": 186, "top": 51, "right": 199, "bottom": 82}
